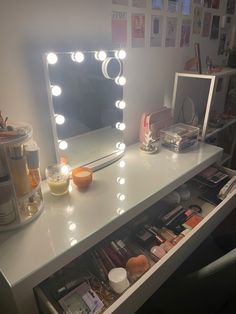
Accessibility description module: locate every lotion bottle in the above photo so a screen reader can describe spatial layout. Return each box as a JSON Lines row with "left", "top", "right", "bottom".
{"left": 9, "top": 145, "right": 30, "bottom": 197}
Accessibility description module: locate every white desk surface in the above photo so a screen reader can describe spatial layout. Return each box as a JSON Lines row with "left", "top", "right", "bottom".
{"left": 0, "top": 143, "right": 222, "bottom": 289}
{"left": 63, "top": 126, "right": 121, "bottom": 167}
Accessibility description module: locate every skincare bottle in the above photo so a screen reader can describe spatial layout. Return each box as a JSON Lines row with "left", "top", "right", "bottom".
{"left": 0, "top": 147, "right": 16, "bottom": 224}
{"left": 25, "top": 141, "right": 41, "bottom": 189}
{"left": 0, "top": 147, "right": 10, "bottom": 182}
{"left": 9, "top": 145, "right": 30, "bottom": 197}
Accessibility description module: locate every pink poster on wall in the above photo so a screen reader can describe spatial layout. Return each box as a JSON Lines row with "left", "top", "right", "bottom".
{"left": 112, "top": 11, "right": 127, "bottom": 46}
{"left": 202, "top": 12, "right": 212, "bottom": 37}
{"left": 180, "top": 19, "right": 191, "bottom": 47}
{"left": 132, "top": 14, "right": 145, "bottom": 47}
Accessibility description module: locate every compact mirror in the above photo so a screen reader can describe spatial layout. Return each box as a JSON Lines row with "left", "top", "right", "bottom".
{"left": 44, "top": 50, "right": 127, "bottom": 170}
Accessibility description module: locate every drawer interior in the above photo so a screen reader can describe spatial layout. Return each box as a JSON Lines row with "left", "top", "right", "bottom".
{"left": 34, "top": 166, "right": 236, "bottom": 314}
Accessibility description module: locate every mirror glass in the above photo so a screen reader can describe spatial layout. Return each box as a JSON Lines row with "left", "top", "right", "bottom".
{"left": 45, "top": 50, "right": 126, "bottom": 169}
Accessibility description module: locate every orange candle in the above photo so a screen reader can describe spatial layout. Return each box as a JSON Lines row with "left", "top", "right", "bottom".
{"left": 72, "top": 167, "right": 93, "bottom": 188}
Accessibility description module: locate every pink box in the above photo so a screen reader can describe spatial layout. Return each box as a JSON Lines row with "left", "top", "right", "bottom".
{"left": 139, "top": 107, "right": 172, "bottom": 144}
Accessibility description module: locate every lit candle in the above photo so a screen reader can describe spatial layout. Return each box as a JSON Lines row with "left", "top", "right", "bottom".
{"left": 45, "top": 164, "right": 70, "bottom": 196}
{"left": 47, "top": 176, "right": 70, "bottom": 195}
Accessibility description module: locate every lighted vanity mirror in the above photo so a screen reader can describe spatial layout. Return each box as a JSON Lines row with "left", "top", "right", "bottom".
{"left": 44, "top": 50, "right": 127, "bottom": 170}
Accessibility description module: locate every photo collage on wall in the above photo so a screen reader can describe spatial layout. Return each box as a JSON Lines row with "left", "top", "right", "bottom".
{"left": 111, "top": 0, "right": 234, "bottom": 53}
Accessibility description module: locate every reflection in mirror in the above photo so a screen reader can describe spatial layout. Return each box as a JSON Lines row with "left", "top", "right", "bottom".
{"left": 44, "top": 50, "right": 127, "bottom": 170}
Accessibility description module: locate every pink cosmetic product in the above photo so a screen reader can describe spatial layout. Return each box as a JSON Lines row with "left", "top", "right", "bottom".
{"left": 150, "top": 246, "right": 166, "bottom": 261}
{"left": 145, "top": 224, "right": 174, "bottom": 253}
{"left": 161, "top": 240, "right": 174, "bottom": 252}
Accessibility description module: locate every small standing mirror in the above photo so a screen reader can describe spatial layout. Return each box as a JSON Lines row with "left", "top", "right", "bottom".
{"left": 44, "top": 49, "right": 127, "bottom": 170}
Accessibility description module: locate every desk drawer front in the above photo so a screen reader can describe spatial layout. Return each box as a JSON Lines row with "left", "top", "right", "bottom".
{"left": 35, "top": 168, "right": 236, "bottom": 314}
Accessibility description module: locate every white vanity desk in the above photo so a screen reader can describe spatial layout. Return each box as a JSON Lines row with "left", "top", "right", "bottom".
{"left": 0, "top": 142, "right": 235, "bottom": 314}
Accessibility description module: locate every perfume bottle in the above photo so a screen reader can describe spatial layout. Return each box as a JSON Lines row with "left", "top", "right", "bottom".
{"left": 25, "top": 141, "right": 41, "bottom": 189}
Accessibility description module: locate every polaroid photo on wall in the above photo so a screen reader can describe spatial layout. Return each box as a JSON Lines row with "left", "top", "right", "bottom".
{"left": 202, "top": 12, "right": 212, "bottom": 37}
{"left": 180, "top": 19, "right": 191, "bottom": 47}
{"left": 193, "top": 6, "right": 203, "bottom": 34}
{"left": 112, "top": 0, "right": 129, "bottom": 5}
{"left": 165, "top": 17, "right": 178, "bottom": 47}
{"left": 210, "top": 15, "right": 220, "bottom": 39}
{"left": 212, "top": 0, "right": 220, "bottom": 9}
{"left": 203, "top": 0, "right": 212, "bottom": 8}
{"left": 132, "top": 14, "right": 145, "bottom": 47}
{"left": 112, "top": 11, "right": 128, "bottom": 46}
{"left": 152, "top": 0, "right": 163, "bottom": 10}
{"left": 150, "top": 15, "right": 163, "bottom": 47}
{"left": 218, "top": 33, "right": 226, "bottom": 55}
{"left": 182, "top": 0, "right": 191, "bottom": 16}
{"left": 132, "top": 0, "right": 147, "bottom": 8}
{"left": 168, "top": 0, "right": 180, "bottom": 13}
{"left": 226, "top": 0, "right": 235, "bottom": 14}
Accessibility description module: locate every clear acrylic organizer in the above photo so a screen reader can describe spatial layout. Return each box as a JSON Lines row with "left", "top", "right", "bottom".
{"left": 0, "top": 123, "right": 44, "bottom": 231}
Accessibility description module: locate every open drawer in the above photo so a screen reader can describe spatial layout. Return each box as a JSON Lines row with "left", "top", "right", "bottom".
{"left": 34, "top": 168, "right": 236, "bottom": 314}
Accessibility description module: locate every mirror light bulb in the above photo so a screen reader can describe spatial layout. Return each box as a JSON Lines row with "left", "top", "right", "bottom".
{"left": 116, "top": 122, "right": 126, "bottom": 131}
{"left": 47, "top": 52, "right": 58, "bottom": 65}
{"left": 70, "top": 238, "right": 78, "bottom": 246}
{"left": 119, "top": 160, "right": 126, "bottom": 168}
{"left": 115, "top": 50, "right": 126, "bottom": 60}
{"left": 117, "top": 208, "right": 125, "bottom": 215}
{"left": 115, "top": 100, "right": 126, "bottom": 109}
{"left": 58, "top": 140, "right": 68, "bottom": 150}
{"left": 69, "top": 223, "right": 76, "bottom": 231}
{"left": 117, "top": 177, "right": 126, "bottom": 185}
{"left": 116, "top": 142, "right": 126, "bottom": 151}
{"left": 51, "top": 85, "right": 62, "bottom": 96}
{"left": 71, "top": 51, "right": 84, "bottom": 63}
{"left": 117, "top": 193, "right": 126, "bottom": 201}
{"left": 115, "top": 76, "right": 126, "bottom": 86}
{"left": 55, "top": 114, "right": 65, "bottom": 125}
{"left": 61, "top": 164, "right": 71, "bottom": 175}
{"left": 95, "top": 50, "right": 107, "bottom": 61}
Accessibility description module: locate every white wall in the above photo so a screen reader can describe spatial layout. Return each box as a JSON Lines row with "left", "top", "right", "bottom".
{"left": 0, "top": 0, "right": 234, "bottom": 172}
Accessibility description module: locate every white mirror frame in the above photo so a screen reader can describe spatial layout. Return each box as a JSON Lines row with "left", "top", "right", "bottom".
{"left": 43, "top": 49, "right": 127, "bottom": 171}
